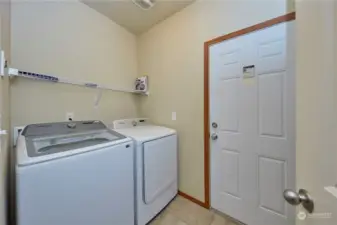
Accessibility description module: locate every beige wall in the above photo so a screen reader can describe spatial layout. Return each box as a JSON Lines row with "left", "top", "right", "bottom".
{"left": 10, "top": 1, "right": 139, "bottom": 129}
{"left": 138, "top": 0, "right": 293, "bottom": 201}
{"left": 0, "top": 1, "right": 10, "bottom": 225}
{"left": 0, "top": 0, "right": 11, "bottom": 138}
{"left": 0, "top": 1, "right": 10, "bottom": 61}
{"left": 0, "top": 0, "right": 10, "bottom": 141}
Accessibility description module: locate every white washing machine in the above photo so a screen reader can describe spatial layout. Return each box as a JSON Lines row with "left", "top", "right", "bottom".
{"left": 16, "top": 121, "right": 135, "bottom": 225}
{"left": 111, "top": 118, "right": 178, "bottom": 225}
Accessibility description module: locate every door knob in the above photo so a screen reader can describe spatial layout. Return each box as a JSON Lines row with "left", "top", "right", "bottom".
{"left": 211, "top": 133, "right": 218, "bottom": 140}
{"left": 212, "top": 122, "right": 218, "bottom": 128}
{"left": 283, "top": 189, "right": 314, "bottom": 213}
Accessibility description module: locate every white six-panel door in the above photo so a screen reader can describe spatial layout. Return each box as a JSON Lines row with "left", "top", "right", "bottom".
{"left": 210, "top": 21, "right": 295, "bottom": 225}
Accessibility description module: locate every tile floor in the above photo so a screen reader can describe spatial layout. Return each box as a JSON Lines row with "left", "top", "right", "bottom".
{"left": 149, "top": 196, "right": 240, "bottom": 225}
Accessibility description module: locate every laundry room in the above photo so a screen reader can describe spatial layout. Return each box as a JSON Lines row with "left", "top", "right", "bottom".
{"left": 1, "top": 0, "right": 337, "bottom": 225}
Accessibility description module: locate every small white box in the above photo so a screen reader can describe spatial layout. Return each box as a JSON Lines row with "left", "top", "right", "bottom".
{"left": 172, "top": 112, "right": 176, "bottom": 121}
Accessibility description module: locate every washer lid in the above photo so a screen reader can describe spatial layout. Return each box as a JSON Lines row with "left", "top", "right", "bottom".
{"left": 16, "top": 135, "right": 132, "bottom": 167}
{"left": 114, "top": 126, "right": 176, "bottom": 143}
{"left": 16, "top": 121, "right": 131, "bottom": 166}
{"left": 26, "top": 129, "right": 125, "bottom": 157}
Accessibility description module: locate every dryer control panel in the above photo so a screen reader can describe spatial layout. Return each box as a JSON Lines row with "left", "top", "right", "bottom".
{"left": 113, "top": 118, "right": 150, "bottom": 129}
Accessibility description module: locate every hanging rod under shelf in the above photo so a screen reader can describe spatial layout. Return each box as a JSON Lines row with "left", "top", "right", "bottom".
{"left": 5, "top": 68, "right": 148, "bottom": 95}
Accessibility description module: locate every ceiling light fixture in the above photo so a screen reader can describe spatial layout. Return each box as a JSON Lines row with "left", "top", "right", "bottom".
{"left": 132, "top": 0, "right": 155, "bottom": 10}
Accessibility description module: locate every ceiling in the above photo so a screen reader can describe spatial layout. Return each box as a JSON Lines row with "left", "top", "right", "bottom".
{"left": 82, "top": 0, "right": 195, "bottom": 35}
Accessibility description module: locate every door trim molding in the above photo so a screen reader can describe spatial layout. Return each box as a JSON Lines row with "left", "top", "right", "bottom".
{"left": 178, "top": 191, "right": 208, "bottom": 208}
{"left": 203, "top": 12, "right": 296, "bottom": 209}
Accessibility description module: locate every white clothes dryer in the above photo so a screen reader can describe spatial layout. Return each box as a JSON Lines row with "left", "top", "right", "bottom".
{"left": 111, "top": 118, "right": 178, "bottom": 225}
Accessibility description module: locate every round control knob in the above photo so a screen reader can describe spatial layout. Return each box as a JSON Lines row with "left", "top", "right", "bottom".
{"left": 67, "top": 123, "right": 76, "bottom": 129}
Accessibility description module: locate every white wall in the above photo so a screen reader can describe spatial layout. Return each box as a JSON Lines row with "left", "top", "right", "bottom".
{"left": 138, "top": 0, "right": 292, "bottom": 201}
{"left": 296, "top": 0, "right": 337, "bottom": 223}
{"left": 10, "top": 1, "right": 139, "bottom": 129}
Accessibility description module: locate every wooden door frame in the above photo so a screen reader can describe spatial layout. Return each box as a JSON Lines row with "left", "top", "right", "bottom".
{"left": 203, "top": 12, "right": 296, "bottom": 209}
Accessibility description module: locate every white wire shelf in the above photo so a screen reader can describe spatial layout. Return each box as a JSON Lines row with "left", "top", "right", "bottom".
{"left": 5, "top": 68, "right": 149, "bottom": 95}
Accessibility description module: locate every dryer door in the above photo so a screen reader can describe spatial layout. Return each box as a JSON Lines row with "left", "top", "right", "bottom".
{"left": 143, "top": 135, "right": 177, "bottom": 204}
